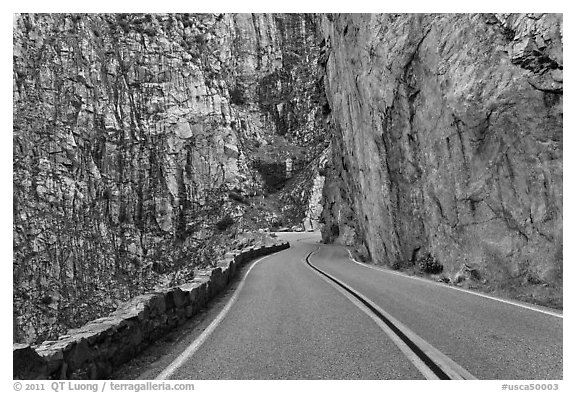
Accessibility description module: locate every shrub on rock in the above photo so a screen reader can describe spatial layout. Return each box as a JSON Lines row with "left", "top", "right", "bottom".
{"left": 417, "top": 254, "right": 443, "bottom": 274}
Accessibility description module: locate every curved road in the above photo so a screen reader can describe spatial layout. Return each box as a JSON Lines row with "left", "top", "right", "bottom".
{"left": 123, "top": 232, "right": 562, "bottom": 380}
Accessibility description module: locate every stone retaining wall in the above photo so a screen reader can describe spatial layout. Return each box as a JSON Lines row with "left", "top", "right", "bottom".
{"left": 13, "top": 241, "right": 290, "bottom": 380}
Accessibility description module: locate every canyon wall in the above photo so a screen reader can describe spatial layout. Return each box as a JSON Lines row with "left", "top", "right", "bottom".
{"left": 319, "top": 14, "right": 562, "bottom": 305}
{"left": 13, "top": 13, "right": 325, "bottom": 343}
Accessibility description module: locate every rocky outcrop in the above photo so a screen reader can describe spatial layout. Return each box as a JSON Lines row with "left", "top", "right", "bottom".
{"left": 319, "top": 14, "right": 562, "bottom": 305}
{"left": 280, "top": 146, "right": 329, "bottom": 231}
{"left": 13, "top": 241, "right": 290, "bottom": 380}
{"left": 13, "top": 13, "right": 324, "bottom": 344}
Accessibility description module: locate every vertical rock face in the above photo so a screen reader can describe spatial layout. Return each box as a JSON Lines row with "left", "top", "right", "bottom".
{"left": 319, "top": 14, "right": 562, "bottom": 304}
{"left": 13, "top": 13, "right": 324, "bottom": 343}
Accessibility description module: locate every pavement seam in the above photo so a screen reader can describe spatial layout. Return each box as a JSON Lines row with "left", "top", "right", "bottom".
{"left": 306, "top": 247, "right": 477, "bottom": 380}
{"left": 155, "top": 254, "right": 273, "bottom": 380}
{"left": 345, "top": 249, "right": 563, "bottom": 319}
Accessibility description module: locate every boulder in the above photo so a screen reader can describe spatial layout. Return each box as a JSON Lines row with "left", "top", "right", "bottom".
{"left": 13, "top": 344, "right": 48, "bottom": 379}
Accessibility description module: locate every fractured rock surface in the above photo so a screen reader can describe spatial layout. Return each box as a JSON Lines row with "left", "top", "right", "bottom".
{"left": 319, "top": 14, "right": 562, "bottom": 305}
{"left": 13, "top": 13, "right": 325, "bottom": 343}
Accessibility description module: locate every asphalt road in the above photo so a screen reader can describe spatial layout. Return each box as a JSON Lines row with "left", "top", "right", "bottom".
{"left": 312, "top": 243, "right": 562, "bottom": 379}
{"left": 125, "top": 232, "right": 562, "bottom": 380}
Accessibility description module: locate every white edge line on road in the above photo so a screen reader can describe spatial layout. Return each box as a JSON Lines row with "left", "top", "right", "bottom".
{"left": 346, "top": 249, "right": 563, "bottom": 319}
{"left": 307, "top": 248, "right": 477, "bottom": 380}
{"left": 155, "top": 254, "right": 272, "bottom": 380}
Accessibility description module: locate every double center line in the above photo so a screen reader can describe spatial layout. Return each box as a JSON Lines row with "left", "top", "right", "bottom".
{"left": 305, "top": 248, "right": 476, "bottom": 380}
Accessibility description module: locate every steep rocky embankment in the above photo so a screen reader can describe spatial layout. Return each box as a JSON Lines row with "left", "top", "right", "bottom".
{"left": 13, "top": 13, "right": 326, "bottom": 343}
{"left": 319, "top": 14, "right": 562, "bottom": 307}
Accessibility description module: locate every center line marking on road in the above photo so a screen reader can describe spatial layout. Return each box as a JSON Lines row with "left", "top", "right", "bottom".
{"left": 155, "top": 254, "right": 272, "bottom": 380}
{"left": 305, "top": 247, "right": 477, "bottom": 380}
{"left": 346, "top": 249, "right": 563, "bottom": 318}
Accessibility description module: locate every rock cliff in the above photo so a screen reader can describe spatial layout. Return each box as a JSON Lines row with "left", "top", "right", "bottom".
{"left": 13, "top": 13, "right": 325, "bottom": 343}
{"left": 319, "top": 14, "right": 562, "bottom": 306}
